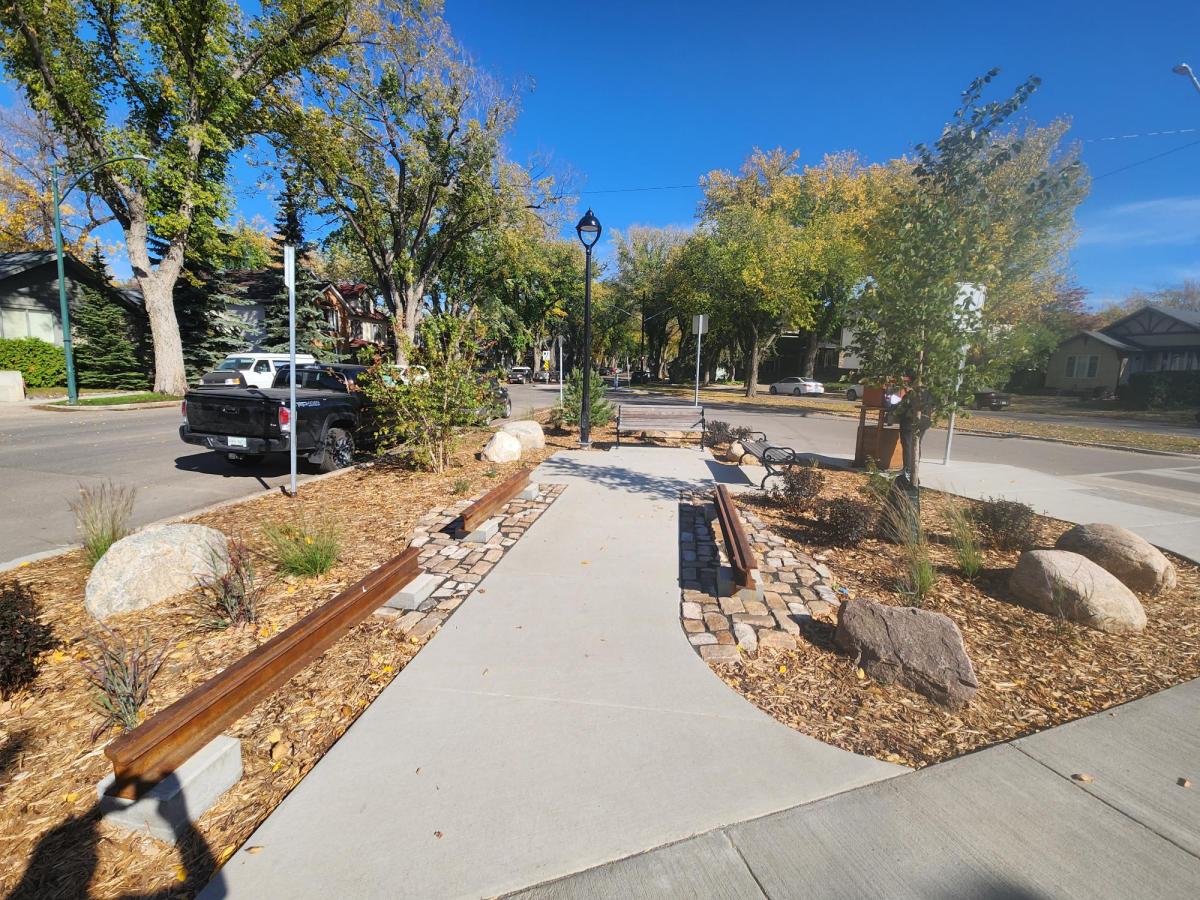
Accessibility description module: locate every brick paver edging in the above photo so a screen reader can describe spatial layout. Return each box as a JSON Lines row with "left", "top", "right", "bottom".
{"left": 375, "top": 483, "right": 567, "bottom": 641}
{"left": 679, "top": 491, "right": 842, "bottom": 664}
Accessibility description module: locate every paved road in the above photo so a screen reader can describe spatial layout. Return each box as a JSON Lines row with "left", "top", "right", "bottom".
{"left": 0, "top": 383, "right": 561, "bottom": 565}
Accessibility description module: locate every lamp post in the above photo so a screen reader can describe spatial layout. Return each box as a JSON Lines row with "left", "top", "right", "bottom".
{"left": 51, "top": 154, "right": 150, "bottom": 404}
{"left": 575, "top": 209, "right": 601, "bottom": 447}
{"left": 1174, "top": 63, "right": 1200, "bottom": 96}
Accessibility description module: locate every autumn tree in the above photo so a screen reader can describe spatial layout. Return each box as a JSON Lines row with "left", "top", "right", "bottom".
{"left": 611, "top": 225, "right": 689, "bottom": 376}
{"left": 0, "top": 0, "right": 353, "bottom": 393}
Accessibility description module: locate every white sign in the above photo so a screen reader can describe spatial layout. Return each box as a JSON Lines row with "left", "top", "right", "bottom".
{"left": 692, "top": 314, "right": 709, "bottom": 335}
{"left": 541, "top": 350, "right": 552, "bottom": 369}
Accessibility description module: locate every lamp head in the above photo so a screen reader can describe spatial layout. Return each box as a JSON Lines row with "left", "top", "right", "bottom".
{"left": 575, "top": 209, "right": 601, "bottom": 249}
{"left": 1174, "top": 63, "right": 1193, "bottom": 76}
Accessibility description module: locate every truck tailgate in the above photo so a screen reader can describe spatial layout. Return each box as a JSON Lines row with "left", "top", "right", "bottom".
{"left": 185, "top": 391, "right": 276, "bottom": 437}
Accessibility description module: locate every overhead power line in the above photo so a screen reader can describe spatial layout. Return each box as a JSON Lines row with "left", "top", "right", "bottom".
{"left": 1093, "top": 137, "right": 1200, "bottom": 180}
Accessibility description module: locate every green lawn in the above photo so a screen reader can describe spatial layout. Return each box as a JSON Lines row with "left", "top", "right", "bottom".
{"left": 51, "top": 392, "right": 182, "bottom": 406}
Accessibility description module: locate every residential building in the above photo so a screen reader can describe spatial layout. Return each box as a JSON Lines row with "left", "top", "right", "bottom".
{"left": 0, "top": 251, "right": 140, "bottom": 345}
{"left": 1046, "top": 305, "right": 1200, "bottom": 394}
{"left": 316, "top": 282, "right": 391, "bottom": 356}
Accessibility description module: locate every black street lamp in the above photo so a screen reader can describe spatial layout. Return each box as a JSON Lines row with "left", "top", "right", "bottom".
{"left": 575, "top": 208, "right": 601, "bottom": 447}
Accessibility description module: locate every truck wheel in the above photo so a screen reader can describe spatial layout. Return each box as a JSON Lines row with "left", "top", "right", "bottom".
{"left": 320, "top": 428, "right": 354, "bottom": 473}
{"left": 227, "top": 453, "right": 264, "bottom": 467}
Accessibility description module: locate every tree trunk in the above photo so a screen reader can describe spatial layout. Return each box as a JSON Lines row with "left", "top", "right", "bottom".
{"left": 802, "top": 330, "right": 820, "bottom": 379}
{"left": 395, "top": 281, "right": 424, "bottom": 365}
{"left": 745, "top": 331, "right": 760, "bottom": 398}
{"left": 139, "top": 277, "right": 188, "bottom": 395}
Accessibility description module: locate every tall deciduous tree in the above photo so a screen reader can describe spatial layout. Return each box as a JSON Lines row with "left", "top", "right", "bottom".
{"left": 0, "top": 0, "right": 352, "bottom": 393}
{"left": 276, "top": 0, "right": 527, "bottom": 361}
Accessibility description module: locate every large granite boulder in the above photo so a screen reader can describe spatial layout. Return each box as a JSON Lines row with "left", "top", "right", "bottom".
{"left": 729, "top": 440, "right": 759, "bottom": 465}
{"left": 1055, "top": 523, "right": 1177, "bottom": 595}
{"left": 835, "top": 599, "right": 978, "bottom": 709}
{"left": 501, "top": 420, "right": 545, "bottom": 451}
{"left": 85, "top": 525, "right": 229, "bottom": 620}
{"left": 481, "top": 430, "right": 522, "bottom": 463}
{"left": 1009, "top": 549, "right": 1146, "bottom": 634}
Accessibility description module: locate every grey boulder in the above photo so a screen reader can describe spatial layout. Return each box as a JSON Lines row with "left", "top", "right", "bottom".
{"left": 835, "top": 599, "right": 978, "bottom": 709}
{"left": 1009, "top": 549, "right": 1146, "bottom": 634}
{"left": 1055, "top": 523, "right": 1177, "bottom": 595}
{"left": 85, "top": 524, "right": 229, "bottom": 620}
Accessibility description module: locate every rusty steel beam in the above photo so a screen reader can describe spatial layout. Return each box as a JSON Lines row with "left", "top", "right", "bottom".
{"left": 460, "top": 467, "right": 531, "bottom": 534}
{"left": 714, "top": 485, "right": 758, "bottom": 591}
{"left": 104, "top": 546, "right": 422, "bottom": 800}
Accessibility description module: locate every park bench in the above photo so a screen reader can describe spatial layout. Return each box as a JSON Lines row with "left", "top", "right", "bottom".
{"left": 616, "top": 403, "right": 706, "bottom": 448}
{"left": 735, "top": 432, "right": 802, "bottom": 488}
{"left": 714, "top": 484, "right": 761, "bottom": 599}
{"left": 456, "top": 466, "right": 535, "bottom": 541}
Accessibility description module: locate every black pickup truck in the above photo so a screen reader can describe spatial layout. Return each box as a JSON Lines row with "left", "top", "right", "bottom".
{"left": 180, "top": 364, "right": 368, "bottom": 472}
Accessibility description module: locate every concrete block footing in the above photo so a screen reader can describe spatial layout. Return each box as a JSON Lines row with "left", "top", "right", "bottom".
{"left": 382, "top": 572, "right": 445, "bottom": 611}
{"left": 460, "top": 516, "right": 502, "bottom": 543}
{"left": 517, "top": 482, "right": 540, "bottom": 501}
{"left": 96, "top": 735, "right": 242, "bottom": 844}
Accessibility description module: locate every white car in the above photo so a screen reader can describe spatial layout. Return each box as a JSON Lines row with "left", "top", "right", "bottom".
{"left": 768, "top": 376, "right": 825, "bottom": 396}
{"left": 204, "top": 353, "right": 318, "bottom": 388}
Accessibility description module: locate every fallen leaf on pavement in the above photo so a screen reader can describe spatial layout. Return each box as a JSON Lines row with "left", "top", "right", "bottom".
{"left": 1071, "top": 773, "right": 1094, "bottom": 783}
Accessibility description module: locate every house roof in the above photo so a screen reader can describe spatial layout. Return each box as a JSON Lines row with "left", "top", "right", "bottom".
{"left": 1076, "top": 330, "right": 1137, "bottom": 352}
{"left": 0, "top": 250, "right": 97, "bottom": 284}
{"left": 1101, "top": 304, "right": 1200, "bottom": 339}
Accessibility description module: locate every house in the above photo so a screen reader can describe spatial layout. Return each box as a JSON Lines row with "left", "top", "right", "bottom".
{"left": 1046, "top": 305, "right": 1200, "bottom": 395}
{"left": 0, "top": 251, "right": 138, "bottom": 345}
{"left": 317, "top": 282, "right": 391, "bottom": 357}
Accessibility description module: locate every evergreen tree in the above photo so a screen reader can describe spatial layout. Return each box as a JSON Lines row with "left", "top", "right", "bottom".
{"left": 73, "top": 248, "right": 149, "bottom": 389}
{"left": 262, "top": 170, "right": 330, "bottom": 356}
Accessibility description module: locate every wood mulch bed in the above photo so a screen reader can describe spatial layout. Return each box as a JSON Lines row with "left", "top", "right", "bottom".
{"left": 0, "top": 420, "right": 577, "bottom": 899}
{"left": 717, "top": 465, "right": 1200, "bottom": 769}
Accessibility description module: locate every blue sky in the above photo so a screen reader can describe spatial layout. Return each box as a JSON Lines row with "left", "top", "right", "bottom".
{"left": 11, "top": 0, "right": 1200, "bottom": 306}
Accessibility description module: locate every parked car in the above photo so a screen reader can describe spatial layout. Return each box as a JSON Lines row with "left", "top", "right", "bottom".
{"left": 630, "top": 370, "right": 652, "bottom": 385}
{"left": 533, "top": 369, "right": 553, "bottom": 383}
{"left": 196, "top": 352, "right": 318, "bottom": 389}
{"left": 180, "top": 364, "right": 367, "bottom": 472}
{"left": 508, "top": 366, "right": 532, "bottom": 384}
{"left": 768, "top": 376, "right": 825, "bottom": 396}
{"left": 844, "top": 383, "right": 867, "bottom": 401}
{"left": 973, "top": 389, "right": 1011, "bottom": 410}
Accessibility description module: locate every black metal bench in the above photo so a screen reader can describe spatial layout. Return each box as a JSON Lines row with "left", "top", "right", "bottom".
{"left": 736, "top": 433, "right": 802, "bottom": 488}
{"left": 617, "top": 404, "right": 705, "bottom": 448}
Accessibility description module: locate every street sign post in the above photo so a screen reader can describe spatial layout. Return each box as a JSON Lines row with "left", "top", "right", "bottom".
{"left": 692, "top": 314, "right": 708, "bottom": 406}
{"left": 283, "top": 245, "right": 298, "bottom": 497}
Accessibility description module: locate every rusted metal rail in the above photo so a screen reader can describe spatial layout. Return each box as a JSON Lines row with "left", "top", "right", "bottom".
{"left": 714, "top": 484, "right": 758, "bottom": 592}
{"left": 104, "top": 546, "right": 422, "bottom": 800}
{"left": 459, "top": 466, "right": 531, "bottom": 535}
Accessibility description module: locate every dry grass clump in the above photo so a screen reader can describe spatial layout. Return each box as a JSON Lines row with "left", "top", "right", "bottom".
{"left": 69, "top": 481, "right": 136, "bottom": 565}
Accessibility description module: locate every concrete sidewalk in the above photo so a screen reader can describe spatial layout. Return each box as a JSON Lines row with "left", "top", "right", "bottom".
{"left": 203, "top": 448, "right": 901, "bottom": 899}
{"left": 513, "top": 678, "right": 1200, "bottom": 899}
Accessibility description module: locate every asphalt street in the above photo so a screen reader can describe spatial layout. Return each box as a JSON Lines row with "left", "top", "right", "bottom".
{"left": 0, "top": 383, "right": 560, "bottom": 565}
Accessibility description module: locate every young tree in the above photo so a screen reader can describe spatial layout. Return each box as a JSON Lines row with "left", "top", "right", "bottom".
{"left": 73, "top": 248, "right": 148, "bottom": 389}
{"left": 856, "top": 70, "right": 1088, "bottom": 491}
{"left": 0, "top": 0, "right": 352, "bottom": 393}
{"left": 276, "top": 1, "right": 531, "bottom": 361}
{"left": 261, "top": 171, "right": 330, "bottom": 355}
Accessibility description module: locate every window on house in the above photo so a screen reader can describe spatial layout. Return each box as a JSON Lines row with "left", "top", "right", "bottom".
{"left": 0, "top": 308, "right": 56, "bottom": 343}
{"left": 1086, "top": 356, "right": 1098, "bottom": 378}
{"left": 1065, "top": 355, "right": 1099, "bottom": 378}
{"left": 1065, "top": 355, "right": 1076, "bottom": 378}
{"left": 324, "top": 308, "right": 339, "bottom": 330}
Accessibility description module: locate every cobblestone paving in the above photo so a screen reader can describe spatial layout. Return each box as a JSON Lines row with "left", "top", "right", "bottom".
{"left": 374, "top": 482, "right": 567, "bottom": 642}
{"left": 679, "top": 491, "right": 843, "bottom": 665}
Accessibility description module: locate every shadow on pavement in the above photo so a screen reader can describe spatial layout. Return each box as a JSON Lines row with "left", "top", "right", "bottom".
{"left": 536, "top": 454, "right": 706, "bottom": 501}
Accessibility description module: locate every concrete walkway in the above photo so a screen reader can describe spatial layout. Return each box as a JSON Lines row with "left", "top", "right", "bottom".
{"left": 203, "top": 448, "right": 902, "bottom": 899}
{"left": 511, "top": 677, "right": 1200, "bottom": 899}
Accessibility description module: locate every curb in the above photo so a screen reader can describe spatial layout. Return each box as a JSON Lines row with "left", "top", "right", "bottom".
{"left": 0, "top": 461, "right": 375, "bottom": 574}
{"left": 34, "top": 400, "right": 181, "bottom": 412}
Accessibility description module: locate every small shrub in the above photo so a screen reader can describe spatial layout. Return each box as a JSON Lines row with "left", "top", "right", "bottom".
{"left": 193, "top": 540, "right": 261, "bottom": 630}
{"left": 705, "top": 420, "right": 750, "bottom": 446}
{"left": 945, "top": 502, "right": 984, "bottom": 580}
{"left": 69, "top": 481, "right": 136, "bottom": 565}
{"left": 769, "top": 462, "right": 825, "bottom": 513}
{"left": 861, "top": 458, "right": 894, "bottom": 502}
{"left": 557, "top": 369, "right": 614, "bottom": 428}
{"left": 452, "top": 477, "right": 472, "bottom": 495}
{"left": 484, "top": 466, "right": 498, "bottom": 478}
{"left": 78, "top": 626, "right": 166, "bottom": 739}
{"left": 816, "top": 498, "right": 878, "bottom": 545}
{"left": 972, "top": 497, "right": 1036, "bottom": 550}
{"left": 1, "top": 580, "right": 56, "bottom": 699}
{"left": 0, "top": 337, "right": 66, "bottom": 387}
{"left": 263, "top": 518, "right": 340, "bottom": 577}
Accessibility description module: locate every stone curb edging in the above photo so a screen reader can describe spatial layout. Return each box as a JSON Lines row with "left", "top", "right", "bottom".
{"left": 376, "top": 484, "right": 566, "bottom": 643}
{"left": 678, "top": 491, "right": 845, "bottom": 664}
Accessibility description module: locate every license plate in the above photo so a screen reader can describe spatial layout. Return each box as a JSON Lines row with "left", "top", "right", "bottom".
{"left": 227, "top": 436, "right": 247, "bottom": 448}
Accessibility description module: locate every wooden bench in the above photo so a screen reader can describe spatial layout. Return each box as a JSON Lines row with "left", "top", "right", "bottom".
{"left": 714, "top": 484, "right": 760, "bottom": 597}
{"left": 735, "top": 433, "right": 802, "bottom": 488}
{"left": 616, "top": 404, "right": 705, "bottom": 447}
{"left": 459, "top": 466, "right": 533, "bottom": 537}
{"left": 104, "top": 546, "right": 422, "bottom": 800}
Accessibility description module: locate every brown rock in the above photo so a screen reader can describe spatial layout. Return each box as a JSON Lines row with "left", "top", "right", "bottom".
{"left": 1056, "top": 523, "right": 1177, "bottom": 595}
{"left": 699, "top": 644, "right": 741, "bottom": 664}
{"left": 835, "top": 599, "right": 978, "bottom": 709}
{"left": 704, "top": 612, "right": 730, "bottom": 632}
{"left": 713, "top": 629, "right": 735, "bottom": 645}
{"left": 683, "top": 618, "right": 706, "bottom": 634}
{"left": 757, "top": 631, "right": 798, "bottom": 652}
